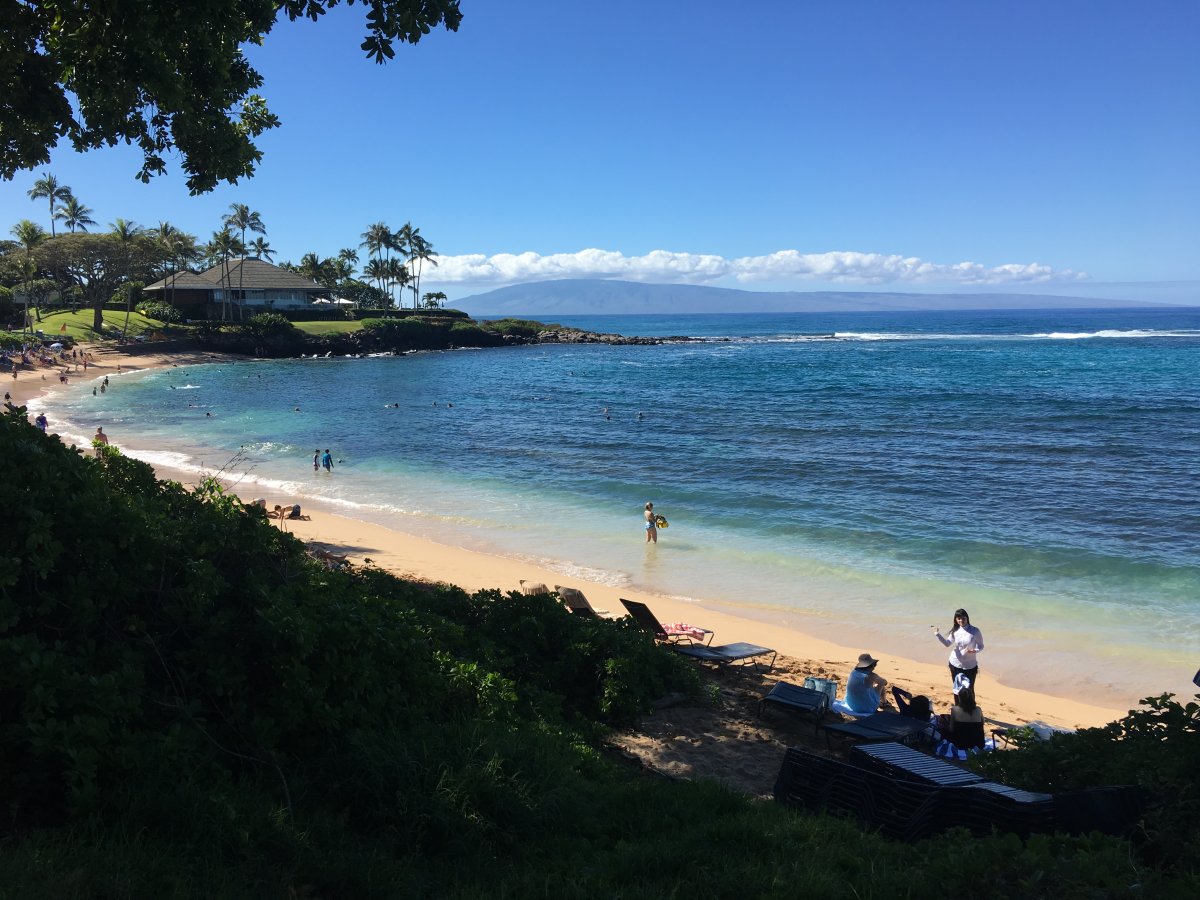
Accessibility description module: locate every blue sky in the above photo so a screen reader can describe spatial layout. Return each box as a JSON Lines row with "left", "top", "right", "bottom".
{"left": 3, "top": 1, "right": 1198, "bottom": 303}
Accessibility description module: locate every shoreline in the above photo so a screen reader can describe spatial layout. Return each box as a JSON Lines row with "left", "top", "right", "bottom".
{"left": 12, "top": 346, "right": 1133, "bottom": 730}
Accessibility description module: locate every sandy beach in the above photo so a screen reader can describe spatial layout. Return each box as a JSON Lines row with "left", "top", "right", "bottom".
{"left": 11, "top": 345, "right": 1130, "bottom": 733}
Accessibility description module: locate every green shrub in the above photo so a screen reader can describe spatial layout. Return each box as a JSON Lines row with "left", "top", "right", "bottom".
{"left": 447, "top": 321, "right": 502, "bottom": 347}
{"left": 973, "top": 693, "right": 1200, "bottom": 870}
{"left": 483, "top": 317, "right": 554, "bottom": 338}
{"left": 241, "top": 311, "right": 295, "bottom": 338}
{"left": 361, "top": 316, "right": 451, "bottom": 348}
{"left": 134, "top": 300, "right": 183, "bottom": 323}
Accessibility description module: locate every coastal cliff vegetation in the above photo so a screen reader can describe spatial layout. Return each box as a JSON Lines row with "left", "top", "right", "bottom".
{"left": 2, "top": 410, "right": 1197, "bottom": 897}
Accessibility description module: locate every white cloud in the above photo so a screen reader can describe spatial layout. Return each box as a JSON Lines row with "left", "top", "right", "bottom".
{"left": 431, "top": 248, "right": 1086, "bottom": 287}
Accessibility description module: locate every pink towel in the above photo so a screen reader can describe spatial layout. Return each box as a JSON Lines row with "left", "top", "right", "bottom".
{"left": 664, "top": 622, "right": 711, "bottom": 641}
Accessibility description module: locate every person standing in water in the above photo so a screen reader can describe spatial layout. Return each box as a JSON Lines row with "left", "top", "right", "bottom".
{"left": 93, "top": 426, "right": 110, "bottom": 455}
{"left": 313, "top": 449, "right": 320, "bottom": 472}
{"left": 644, "top": 502, "right": 658, "bottom": 543}
{"left": 321, "top": 449, "right": 334, "bottom": 472}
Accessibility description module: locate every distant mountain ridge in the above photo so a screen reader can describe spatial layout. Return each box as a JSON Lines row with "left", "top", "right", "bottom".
{"left": 457, "top": 279, "right": 1160, "bottom": 315}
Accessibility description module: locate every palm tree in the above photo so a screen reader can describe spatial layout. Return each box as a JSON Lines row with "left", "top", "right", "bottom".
{"left": 207, "top": 227, "right": 244, "bottom": 321}
{"left": 393, "top": 222, "right": 414, "bottom": 303}
{"left": 249, "top": 236, "right": 274, "bottom": 261}
{"left": 10, "top": 220, "right": 48, "bottom": 331}
{"left": 154, "top": 221, "right": 182, "bottom": 310}
{"left": 27, "top": 172, "right": 72, "bottom": 237}
{"left": 408, "top": 231, "right": 438, "bottom": 309}
{"left": 423, "top": 291, "right": 448, "bottom": 309}
{"left": 109, "top": 219, "right": 146, "bottom": 337}
{"left": 55, "top": 194, "right": 97, "bottom": 233}
{"left": 298, "top": 252, "right": 336, "bottom": 289}
{"left": 384, "top": 258, "right": 409, "bottom": 308}
{"left": 223, "top": 204, "right": 265, "bottom": 321}
{"left": 362, "top": 258, "right": 388, "bottom": 296}
{"left": 337, "top": 247, "right": 359, "bottom": 278}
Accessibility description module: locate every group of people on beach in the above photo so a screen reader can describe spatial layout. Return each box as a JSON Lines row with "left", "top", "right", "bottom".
{"left": 846, "top": 608, "right": 985, "bottom": 750}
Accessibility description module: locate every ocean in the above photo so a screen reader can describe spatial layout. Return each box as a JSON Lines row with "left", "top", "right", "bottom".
{"left": 38, "top": 307, "right": 1200, "bottom": 705}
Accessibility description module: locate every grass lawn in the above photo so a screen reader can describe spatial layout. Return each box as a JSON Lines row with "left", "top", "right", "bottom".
{"left": 29, "top": 308, "right": 173, "bottom": 342}
{"left": 291, "top": 320, "right": 363, "bottom": 335}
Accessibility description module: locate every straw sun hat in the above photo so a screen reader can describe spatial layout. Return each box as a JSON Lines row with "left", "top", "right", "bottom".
{"left": 855, "top": 653, "right": 879, "bottom": 669}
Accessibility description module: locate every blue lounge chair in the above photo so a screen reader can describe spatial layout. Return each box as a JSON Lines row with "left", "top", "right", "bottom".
{"left": 675, "top": 641, "right": 777, "bottom": 673}
{"left": 758, "top": 681, "right": 829, "bottom": 732}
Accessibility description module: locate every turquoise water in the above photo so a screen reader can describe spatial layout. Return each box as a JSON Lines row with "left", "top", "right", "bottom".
{"left": 39, "top": 308, "right": 1200, "bottom": 703}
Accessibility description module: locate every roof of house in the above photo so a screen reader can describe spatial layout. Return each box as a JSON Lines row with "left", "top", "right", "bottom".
{"left": 143, "top": 270, "right": 223, "bottom": 292}
{"left": 145, "top": 257, "right": 325, "bottom": 293}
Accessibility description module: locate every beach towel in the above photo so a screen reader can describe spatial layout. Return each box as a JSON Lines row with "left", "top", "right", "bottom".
{"left": 664, "top": 622, "right": 710, "bottom": 642}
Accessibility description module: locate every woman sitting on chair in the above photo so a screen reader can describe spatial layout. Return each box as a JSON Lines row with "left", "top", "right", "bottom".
{"left": 844, "top": 653, "right": 888, "bottom": 714}
{"left": 948, "top": 687, "right": 985, "bottom": 750}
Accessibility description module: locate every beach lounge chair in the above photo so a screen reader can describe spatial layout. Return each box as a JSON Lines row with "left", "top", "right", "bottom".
{"left": 674, "top": 641, "right": 777, "bottom": 673}
{"left": 757, "top": 681, "right": 829, "bottom": 732}
{"left": 851, "top": 741, "right": 987, "bottom": 787}
{"left": 619, "top": 598, "right": 714, "bottom": 645}
{"left": 518, "top": 580, "right": 550, "bottom": 596}
{"left": 554, "top": 585, "right": 609, "bottom": 617}
{"left": 773, "top": 747, "right": 1059, "bottom": 841}
{"left": 821, "top": 711, "right": 930, "bottom": 748}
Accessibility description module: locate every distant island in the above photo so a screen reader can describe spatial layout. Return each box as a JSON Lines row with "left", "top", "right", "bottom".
{"left": 459, "top": 279, "right": 1168, "bottom": 316}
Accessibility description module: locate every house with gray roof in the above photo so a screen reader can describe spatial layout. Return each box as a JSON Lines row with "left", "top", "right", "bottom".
{"left": 144, "top": 258, "right": 328, "bottom": 318}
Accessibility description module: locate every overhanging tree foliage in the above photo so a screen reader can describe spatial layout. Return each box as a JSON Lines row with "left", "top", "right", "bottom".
{"left": 0, "top": 1, "right": 463, "bottom": 193}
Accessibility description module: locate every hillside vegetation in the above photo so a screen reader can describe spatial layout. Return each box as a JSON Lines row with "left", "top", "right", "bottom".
{"left": 1, "top": 411, "right": 1195, "bottom": 898}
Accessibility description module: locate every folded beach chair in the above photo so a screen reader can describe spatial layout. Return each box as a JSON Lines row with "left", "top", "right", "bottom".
{"left": 619, "top": 598, "right": 714, "bottom": 645}
{"left": 554, "top": 585, "right": 609, "bottom": 617}
{"left": 518, "top": 580, "right": 550, "bottom": 596}
{"left": 675, "top": 641, "right": 777, "bottom": 673}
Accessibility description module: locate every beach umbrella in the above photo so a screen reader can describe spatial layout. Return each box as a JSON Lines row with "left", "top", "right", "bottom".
{"left": 50, "top": 342, "right": 64, "bottom": 350}
{"left": 334, "top": 298, "right": 354, "bottom": 306}
{"left": 311, "top": 298, "right": 331, "bottom": 305}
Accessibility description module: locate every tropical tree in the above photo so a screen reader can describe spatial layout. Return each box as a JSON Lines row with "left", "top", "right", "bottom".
{"left": 360, "top": 222, "right": 392, "bottom": 270}
{"left": 54, "top": 194, "right": 97, "bottom": 233}
{"left": 2, "top": 3, "right": 464, "bottom": 191}
{"left": 384, "top": 257, "right": 409, "bottom": 309}
{"left": 10, "top": 220, "right": 47, "bottom": 329}
{"left": 298, "top": 252, "right": 336, "bottom": 289}
{"left": 27, "top": 172, "right": 72, "bottom": 236}
{"left": 153, "top": 222, "right": 201, "bottom": 313}
{"left": 249, "top": 236, "right": 274, "bottom": 261}
{"left": 206, "top": 227, "right": 244, "bottom": 321}
{"left": 109, "top": 219, "right": 147, "bottom": 337}
{"left": 422, "top": 291, "right": 448, "bottom": 308}
{"left": 362, "top": 258, "right": 388, "bottom": 296}
{"left": 36, "top": 233, "right": 155, "bottom": 332}
{"left": 337, "top": 247, "right": 359, "bottom": 278}
{"left": 223, "top": 204, "right": 265, "bottom": 321}
{"left": 408, "top": 230, "right": 438, "bottom": 309}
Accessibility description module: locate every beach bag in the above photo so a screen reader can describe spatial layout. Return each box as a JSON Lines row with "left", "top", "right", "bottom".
{"left": 803, "top": 676, "right": 839, "bottom": 707}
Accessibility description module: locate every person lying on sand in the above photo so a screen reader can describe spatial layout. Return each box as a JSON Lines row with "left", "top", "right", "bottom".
{"left": 270, "top": 504, "right": 311, "bottom": 520}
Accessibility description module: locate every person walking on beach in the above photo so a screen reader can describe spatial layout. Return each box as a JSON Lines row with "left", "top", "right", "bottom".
{"left": 933, "top": 608, "right": 984, "bottom": 692}
{"left": 644, "top": 502, "right": 658, "bottom": 543}
{"left": 34, "top": 412, "right": 48, "bottom": 432}
{"left": 93, "top": 426, "right": 109, "bottom": 455}
{"left": 321, "top": 449, "right": 334, "bottom": 472}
